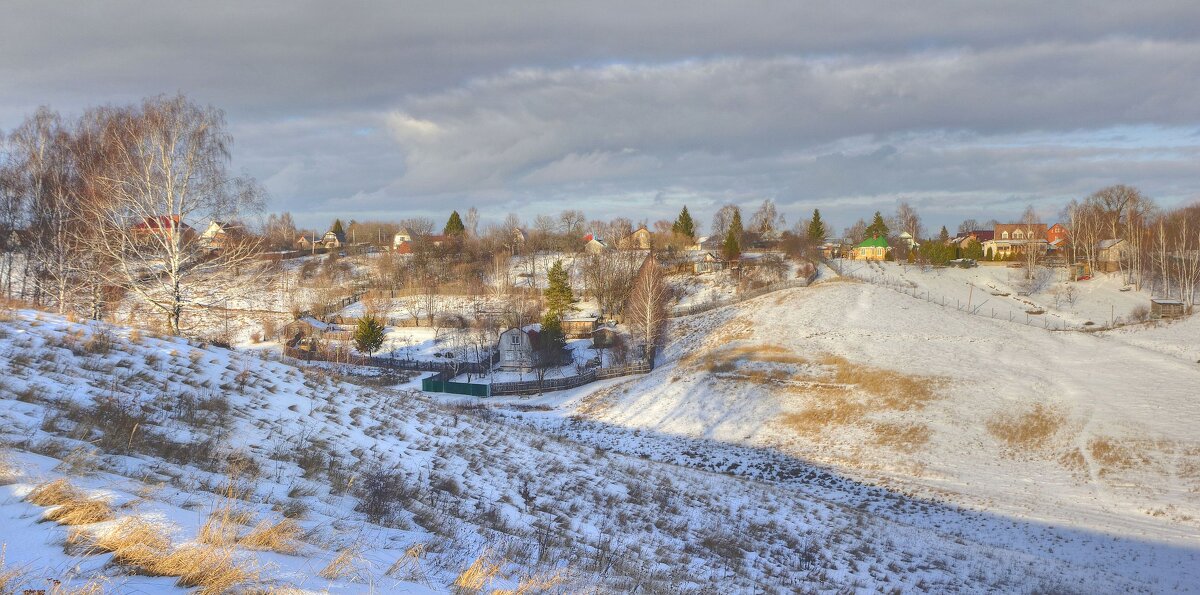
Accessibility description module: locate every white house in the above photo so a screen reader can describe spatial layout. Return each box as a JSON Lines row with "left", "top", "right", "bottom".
{"left": 498, "top": 327, "right": 540, "bottom": 370}
{"left": 392, "top": 228, "right": 413, "bottom": 249}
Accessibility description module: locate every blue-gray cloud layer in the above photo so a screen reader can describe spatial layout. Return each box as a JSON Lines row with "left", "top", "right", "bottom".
{"left": 2, "top": 1, "right": 1198, "bottom": 230}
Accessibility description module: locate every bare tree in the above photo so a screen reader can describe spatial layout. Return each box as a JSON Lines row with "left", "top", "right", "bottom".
{"left": 957, "top": 219, "right": 980, "bottom": 235}
{"left": 844, "top": 219, "right": 867, "bottom": 245}
{"left": 581, "top": 250, "right": 640, "bottom": 320}
{"left": 464, "top": 206, "right": 480, "bottom": 237}
{"left": 558, "top": 209, "right": 588, "bottom": 238}
{"left": 80, "top": 95, "right": 264, "bottom": 335}
{"left": 750, "top": 199, "right": 783, "bottom": 240}
{"left": 711, "top": 204, "right": 739, "bottom": 241}
{"left": 624, "top": 256, "right": 671, "bottom": 362}
{"left": 894, "top": 201, "right": 924, "bottom": 242}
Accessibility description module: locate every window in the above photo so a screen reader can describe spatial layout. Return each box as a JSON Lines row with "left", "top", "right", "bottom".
{"left": 510, "top": 335, "right": 520, "bottom": 345}
{"left": 1001, "top": 231, "right": 1009, "bottom": 239}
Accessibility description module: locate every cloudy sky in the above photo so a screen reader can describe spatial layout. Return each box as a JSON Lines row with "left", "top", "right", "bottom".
{"left": 2, "top": 1, "right": 1199, "bottom": 234}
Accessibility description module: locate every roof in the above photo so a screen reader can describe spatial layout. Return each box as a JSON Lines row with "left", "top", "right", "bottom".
{"left": 323, "top": 230, "right": 347, "bottom": 242}
{"left": 562, "top": 315, "right": 599, "bottom": 322}
{"left": 1151, "top": 299, "right": 1184, "bottom": 305}
{"left": 969, "top": 230, "right": 994, "bottom": 241}
{"left": 1098, "top": 239, "right": 1125, "bottom": 249}
{"left": 858, "top": 236, "right": 889, "bottom": 248}
{"left": 133, "top": 215, "right": 193, "bottom": 232}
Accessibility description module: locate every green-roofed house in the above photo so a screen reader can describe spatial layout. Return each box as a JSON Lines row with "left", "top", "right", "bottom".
{"left": 851, "top": 236, "right": 891, "bottom": 261}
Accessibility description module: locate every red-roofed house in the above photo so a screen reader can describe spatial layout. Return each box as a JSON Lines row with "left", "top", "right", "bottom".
{"left": 132, "top": 215, "right": 195, "bottom": 242}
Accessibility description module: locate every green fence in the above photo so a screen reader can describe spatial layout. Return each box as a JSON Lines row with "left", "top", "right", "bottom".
{"left": 421, "top": 372, "right": 490, "bottom": 396}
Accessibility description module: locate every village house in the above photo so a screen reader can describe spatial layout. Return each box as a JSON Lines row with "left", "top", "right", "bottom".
{"left": 584, "top": 235, "right": 609, "bottom": 254}
{"left": 132, "top": 215, "right": 195, "bottom": 242}
{"left": 619, "top": 227, "right": 653, "bottom": 250}
{"left": 1097, "top": 238, "right": 1129, "bottom": 273}
{"left": 949, "top": 229, "right": 994, "bottom": 250}
{"left": 591, "top": 327, "right": 620, "bottom": 349}
{"left": 321, "top": 230, "right": 346, "bottom": 249}
{"left": 897, "top": 231, "right": 920, "bottom": 250}
{"left": 392, "top": 228, "right": 413, "bottom": 248}
{"left": 1046, "top": 223, "right": 1068, "bottom": 244}
{"left": 200, "top": 221, "right": 239, "bottom": 250}
{"left": 983, "top": 223, "right": 1049, "bottom": 259}
{"left": 851, "top": 236, "right": 890, "bottom": 261}
{"left": 498, "top": 327, "right": 540, "bottom": 369}
{"left": 693, "top": 252, "right": 727, "bottom": 273}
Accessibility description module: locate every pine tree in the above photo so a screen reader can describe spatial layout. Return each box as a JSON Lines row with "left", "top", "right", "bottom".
{"left": 331, "top": 219, "right": 345, "bottom": 235}
{"left": 729, "top": 208, "right": 744, "bottom": 243}
{"left": 353, "top": 316, "right": 385, "bottom": 356}
{"left": 939, "top": 225, "right": 950, "bottom": 243}
{"left": 672, "top": 206, "right": 696, "bottom": 240}
{"left": 722, "top": 226, "right": 741, "bottom": 260}
{"left": 965, "top": 238, "right": 984, "bottom": 260}
{"left": 444, "top": 210, "right": 466, "bottom": 236}
{"left": 544, "top": 260, "right": 574, "bottom": 318}
{"left": 807, "top": 209, "right": 827, "bottom": 244}
{"left": 539, "top": 312, "right": 566, "bottom": 352}
{"left": 865, "top": 211, "right": 889, "bottom": 238}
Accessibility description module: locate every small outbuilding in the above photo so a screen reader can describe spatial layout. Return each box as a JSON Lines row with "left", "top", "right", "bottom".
{"left": 498, "top": 327, "right": 539, "bottom": 369}
{"left": 561, "top": 315, "right": 599, "bottom": 339}
{"left": 693, "top": 252, "right": 726, "bottom": 274}
{"left": 1150, "top": 299, "right": 1186, "bottom": 320}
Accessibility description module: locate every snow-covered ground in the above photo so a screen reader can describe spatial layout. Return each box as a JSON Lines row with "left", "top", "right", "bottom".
{"left": 5, "top": 304, "right": 1197, "bottom": 591}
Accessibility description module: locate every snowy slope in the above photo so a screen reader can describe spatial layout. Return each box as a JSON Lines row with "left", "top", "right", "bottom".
{"left": 3, "top": 309, "right": 1177, "bottom": 592}
{"left": 520, "top": 274, "right": 1200, "bottom": 591}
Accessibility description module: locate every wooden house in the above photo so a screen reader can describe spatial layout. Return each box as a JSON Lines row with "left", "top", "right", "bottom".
{"left": 561, "top": 315, "right": 599, "bottom": 339}
{"left": 693, "top": 252, "right": 727, "bottom": 274}
{"left": 619, "top": 227, "right": 653, "bottom": 250}
{"left": 592, "top": 327, "right": 620, "bottom": 349}
{"left": 132, "top": 215, "right": 195, "bottom": 242}
{"left": 584, "top": 237, "right": 609, "bottom": 254}
{"left": 321, "top": 230, "right": 346, "bottom": 249}
{"left": 1150, "top": 299, "right": 1186, "bottom": 320}
{"left": 1097, "top": 239, "right": 1128, "bottom": 273}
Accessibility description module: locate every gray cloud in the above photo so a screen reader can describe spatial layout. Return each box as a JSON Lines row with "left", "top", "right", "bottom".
{"left": 1, "top": 1, "right": 1198, "bottom": 230}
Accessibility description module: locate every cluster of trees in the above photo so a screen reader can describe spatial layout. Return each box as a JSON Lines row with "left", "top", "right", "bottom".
{"left": 0, "top": 95, "right": 264, "bottom": 333}
{"left": 1066, "top": 185, "right": 1200, "bottom": 304}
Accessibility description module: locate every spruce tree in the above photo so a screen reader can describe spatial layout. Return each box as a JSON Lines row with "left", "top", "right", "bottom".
{"left": 331, "top": 219, "right": 345, "bottom": 235}
{"left": 807, "top": 209, "right": 827, "bottom": 244}
{"left": 444, "top": 210, "right": 466, "bottom": 236}
{"left": 672, "top": 206, "right": 696, "bottom": 240}
{"left": 939, "top": 225, "right": 950, "bottom": 243}
{"left": 965, "top": 238, "right": 984, "bottom": 260}
{"left": 539, "top": 312, "right": 567, "bottom": 352}
{"left": 865, "top": 211, "right": 889, "bottom": 238}
{"left": 729, "top": 208, "right": 744, "bottom": 242}
{"left": 544, "top": 260, "right": 574, "bottom": 318}
{"left": 722, "top": 227, "right": 741, "bottom": 260}
{"left": 353, "top": 316, "right": 385, "bottom": 356}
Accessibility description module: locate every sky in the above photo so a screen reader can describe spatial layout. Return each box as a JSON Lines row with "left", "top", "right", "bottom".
{"left": 2, "top": 1, "right": 1199, "bottom": 236}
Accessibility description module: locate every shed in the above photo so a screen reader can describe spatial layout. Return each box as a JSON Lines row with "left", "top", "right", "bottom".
{"left": 562, "top": 315, "right": 599, "bottom": 339}
{"left": 1150, "top": 299, "right": 1186, "bottom": 320}
{"left": 592, "top": 327, "right": 620, "bottom": 349}
{"left": 693, "top": 252, "right": 726, "bottom": 274}
{"left": 498, "top": 327, "right": 539, "bottom": 369}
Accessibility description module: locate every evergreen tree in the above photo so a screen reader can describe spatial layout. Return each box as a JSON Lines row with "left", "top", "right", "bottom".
{"left": 544, "top": 260, "right": 575, "bottom": 318}
{"left": 331, "top": 218, "right": 345, "bottom": 235}
{"left": 722, "top": 226, "right": 741, "bottom": 260}
{"left": 865, "top": 211, "right": 889, "bottom": 238}
{"left": 672, "top": 206, "right": 696, "bottom": 240}
{"left": 444, "top": 210, "right": 466, "bottom": 236}
{"left": 729, "top": 208, "right": 744, "bottom": 242}
{"left": 538, "top": 312, "right": 567, "bottom": 353}
{"left": 807, "top": 209, "right": 827, "bottom": 245}
{"left": 939, "top": 225, "right": 950, "bottom": 243}
{"left": 965, "top": 238, "right": 984, "bottom": 260}
{"left": 353, "top": 316, "right": 385, "bottom": 356}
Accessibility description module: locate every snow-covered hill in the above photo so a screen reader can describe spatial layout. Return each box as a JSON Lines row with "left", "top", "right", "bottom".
{"left": 491, "top": 273, "right": 1200, "bottom": 591}
{"left": 7, "top": 308, "right": 1185, "bottom": 592}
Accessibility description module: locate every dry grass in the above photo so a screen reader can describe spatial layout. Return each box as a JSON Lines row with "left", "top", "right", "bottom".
{"left": 986, "top": 404, "right": 1066, "bottom": 450}
{"left": 385, "top": 543, "right": 427, "bottom": 582}
{"left": 0, "top": 450, "right": 16, "bottom": 485}
{"left": 198, "top": 510, "right": 239, "bottom": 547}
{"left": 156, "top": 544, "right": 257, "bottom": 595}
{"left": 69, "top": 517, "right": 171, "bottom": 570}
{"left": 1088, "top": 437, "right": 1149, "bottom": 476}
{"left": 453, "top": 549, "right": 505, "bottom": 593}
{"left": 319, "top": 547, "right": 362, "bottom": 580}
{"left": 239, "top": 518, "right": 302, "bottom": 555}
{"left": 491, "top": 569, "right": 567, "bottom": 595}
{"left": 0, "top": 545, "right": 21, "bottom": 594}
{"left": 871, "top": 422, "right": 932, "bottom": 452}
{"left": 26, "top": 479, "right": 114, "bottom": 525}
{"left": 779, "top": 353, "right": 944, "bottom": 443}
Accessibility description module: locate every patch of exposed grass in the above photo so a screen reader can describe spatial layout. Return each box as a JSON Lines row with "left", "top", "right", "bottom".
{"left": 319, "top": 547, "right": 362, "bottom": 580}
{"left": 239, "top": 518, "right": 302, "bottom": 555}
{"left": 26, "top": 479, "right": 115, "bottom": 526}
{"left": 986, "top": 404, "right": 1066, "bottom": 450}
{"left": 871, "top": 422, "right": 932, "bottom": 452}
{"left": 452, "top": 549, "right": 504, "bottom": 593}
{"left": 69, "top": 517, "right": 172, "bottom": 570}
{"left": 156, "top": 544, "right": 257, "bottom": 595}
{"left": 1089, "top": 437, "right": 1150, "bottom": 476}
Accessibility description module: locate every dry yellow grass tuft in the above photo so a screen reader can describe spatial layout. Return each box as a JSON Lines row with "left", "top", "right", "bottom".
{"left": 386, "top": 543, "right": 427, "bottom": 582}
{"left": 453, "top": 549, "right": 505, "bottom": 593}
{"left": 490, "top": 569, "right": 567, "bottom": 595}
{"left": 986, "top": 404, "right": 1066, "bottom": 450}
{"left": 156, "top": 544, "right": 257, "bottom": 595}
{"left": 319, "top": 547, "right": 362, "bottom": 580}
{"left": 26, "top": 479, "right": 114, "bottom": 526}
{"left": 198, "top": 510, "right": 239, "bottom": 547}
{"left": 239, "top": 518, "right": 302, "bottom": 555}
{"left": 70, "top": 517, "right": 171, "bottom": 570}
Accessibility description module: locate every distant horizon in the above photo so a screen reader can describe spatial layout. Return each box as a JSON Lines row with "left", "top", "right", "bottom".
{"left": 3, "top": 2, "right": 1198, "bottom": 235}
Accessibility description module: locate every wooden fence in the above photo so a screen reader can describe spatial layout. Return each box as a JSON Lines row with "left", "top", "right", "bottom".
{"left": 487, "top": 361, "right": 652, "bottom": 396}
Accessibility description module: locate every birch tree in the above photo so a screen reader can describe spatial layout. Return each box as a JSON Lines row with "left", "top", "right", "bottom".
{"left": 80, "top": 96, "right": 264, "bottom": 335}
{"left": 624, "top": 256, "right": 671, "bottom": 363}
